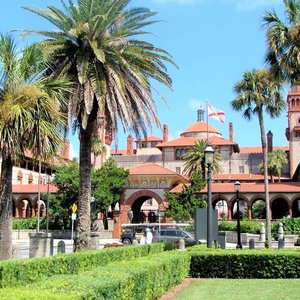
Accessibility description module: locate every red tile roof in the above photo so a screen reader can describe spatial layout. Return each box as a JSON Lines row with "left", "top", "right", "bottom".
{"left": 13, "top": 184, "right": 57, "bottom": 193}
{"left": 129, "top": 163, "right": 181, "bottom": 176}
{"left": 239, "top": 146, "right": 289, "bottom": 153}
{"left": 170, "top": 182, "right": 300, "bottom": 193}
{"left": 137, "top": 136, "right": 163, "bottom": 142}
{"left": 181, "top": 121, "right": 220, "bottom": 136}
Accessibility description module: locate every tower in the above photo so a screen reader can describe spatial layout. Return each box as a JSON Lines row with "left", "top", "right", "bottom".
{"left": 286, "top": 85, "right": 300, "bottom": 177}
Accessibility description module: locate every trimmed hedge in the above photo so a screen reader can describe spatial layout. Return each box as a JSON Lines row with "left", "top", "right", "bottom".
{"left": 189, "top": 249, "right": 300, "bottom": 278}
{"left": 0, "top": 251, "right": 190, "bottom": 300}
{"left": 0, "top": 243, "right": 164, "bottom": 288}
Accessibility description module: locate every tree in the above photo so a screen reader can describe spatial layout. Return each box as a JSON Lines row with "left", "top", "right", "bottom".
{"left": 264, "top": 0, "right": 300, "bottom": 84}
{"left": 165, "top": 171, "right": 206, "bottom": 222}
{"left": 231, "top": 68, "right": 285, "bottom": 248}
{"left": 48, "top": 158, "right": 128, "bottom": 230}
{"left": 49, "top": 159, "right": 80, "bottom": 230}
{"left": 24, "top": 0, "right": 176, "bottom": 250}
{"left": 0, "top": 35, "right": 70, "bottom": 260}
{"left": 259, "top": 149, "right": 288, "bottom": 183}
{"left": 183, "top": 140, "right": 222, "bottom": 177}
{"left": 91, "top": 137, "right": 107, "bottom": 168}
{"left": 92, "top": 158, "right": 129, "bottom": 226}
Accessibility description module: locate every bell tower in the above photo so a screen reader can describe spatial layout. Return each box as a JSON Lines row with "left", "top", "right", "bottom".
{"left": 286, "top": 85, "right": 300, "bottom": 177}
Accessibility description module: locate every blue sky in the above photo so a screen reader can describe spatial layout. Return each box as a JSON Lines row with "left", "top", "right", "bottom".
{"left": 0, "top": 0, "right": 288, "bottom": 158}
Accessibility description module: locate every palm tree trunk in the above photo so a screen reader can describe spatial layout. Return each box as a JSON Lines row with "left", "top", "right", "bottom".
{"left": 258, "top": 110, "right": 272, "bottom": 248}
{"left": 0, "top": 154, "right": 13, "bottom": 260}
{"left": 74, "top": 122, "right": 93, "bottom": 251}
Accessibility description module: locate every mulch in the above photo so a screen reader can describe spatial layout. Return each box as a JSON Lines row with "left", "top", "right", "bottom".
{"left": 157, "top": 277, "right": 195, "bottom": 300}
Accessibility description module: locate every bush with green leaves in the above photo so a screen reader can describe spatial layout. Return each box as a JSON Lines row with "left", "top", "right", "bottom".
{"left": 0, "top": 251, "right": 190, "bottom": 300}
{"left": 13, "top": 218, "right": 46, "bottom": 230}
{"left": 189, "top": 249, "right": 300, "bottom": 278}
{"left": 0, "top": 243, "right": 164, "bottom": 288}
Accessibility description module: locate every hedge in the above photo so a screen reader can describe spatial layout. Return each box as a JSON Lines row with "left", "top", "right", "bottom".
{"left": 189, "top": 250, "right": 300, "bottom": 278}
{"left": 0, "top": 243, "right": 164, "bottom": 288}
{"left": 0, "top": 251, "right": 190, "bottom": 300}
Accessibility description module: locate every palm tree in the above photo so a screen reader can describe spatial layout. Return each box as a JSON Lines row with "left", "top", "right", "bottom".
{"left": 24, "top": 0, "right": 176, "bottom": 250}
{"left": 91, "top": 137, "right": 107, "bottom": 168}
{"left": 231, "top": 68, "right": 285, "bottom": 248}
{"left": 263, "top": 0, "right": 300, "bottom": 83}
{"left": 0, "top": 35, "right": 71, "bottom": 260}
{"left": 268, "top": 149, "right": 288, "bottom": 183}
{"left": 183, "top": 140, "right": 222, "bottom": 177}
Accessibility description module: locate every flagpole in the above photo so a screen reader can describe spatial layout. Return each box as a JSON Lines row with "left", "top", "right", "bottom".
{"left": 206, "top": 100, "right": 209, "bottom": 141}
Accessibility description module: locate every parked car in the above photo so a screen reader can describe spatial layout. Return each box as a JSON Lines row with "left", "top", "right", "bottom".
{"left": 152, "top": 229, "right": 197, "bottom": 246}
{"left": 120, "top": 223, "right": 190, "bottom": 244}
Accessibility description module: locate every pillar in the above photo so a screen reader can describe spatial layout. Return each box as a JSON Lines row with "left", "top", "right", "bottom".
{"left": 29, "top": 232, "right": 53, "bottom": 258}
{"left": 247, "top": 205, "right": 252, "bottom": 220}
{"left": 112, "top": 210, "right": 121, "bottom": 239}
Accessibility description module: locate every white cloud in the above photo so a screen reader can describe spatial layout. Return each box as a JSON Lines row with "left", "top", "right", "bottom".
{"left": 223, "top": 0, "right": 281, "bottom": 11}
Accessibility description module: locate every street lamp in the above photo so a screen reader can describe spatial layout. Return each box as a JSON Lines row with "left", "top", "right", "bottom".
{"left": 234, "top": 181, "right": 242, "bottom": 249}
{"left": 205, "top": 145, "right": 214, "bottom": 248}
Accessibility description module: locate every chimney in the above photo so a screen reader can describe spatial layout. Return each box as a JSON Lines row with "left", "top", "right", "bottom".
{"left": 163, "top": 124, "right": 169, "bottom": 142}
{"left": 229, "top": 122, "right": 233, "bottom": 141}
{"left": 267, "top": 130, "right": 273, "bottom": 152}
{"left": 127, "top": 134, "right": 134, "bottom": 155}
{"left": 61, "top": 140, "right": 70, "bottom": 160}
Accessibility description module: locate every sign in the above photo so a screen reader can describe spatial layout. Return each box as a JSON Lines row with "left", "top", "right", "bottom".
{"left": 71, "top": 203, "right": 77, "bottom": 214}
{"left": 72, "top": 213, "right": 77, "bottom": 220}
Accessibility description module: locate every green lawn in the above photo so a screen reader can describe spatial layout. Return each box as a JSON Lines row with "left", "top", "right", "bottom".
{"left": 175, "top": 279, "right": 300, "bottom": 300}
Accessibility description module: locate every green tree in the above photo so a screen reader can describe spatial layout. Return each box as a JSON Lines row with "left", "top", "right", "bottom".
{"left": 0, "top": 35, "right": 70, "bottom": 260}
{"left": 24, "top": 0, "right": 176, "bottom": 250}
{"left": 264, "top": 0, "right": 300, "bottom": 83}
{"left": 92, "top": 158, "right": 129, "bottom": 226}
{"left": 165, "top": 171, "right": 206, "bottom": 222}
{"left": 48, "top": 158, "right": 128, "bottom": 230}
{"left": 252, "top": 200, "right": 266, "bottom": 219}
{"left": 183, "top": 140, "right": 222, "bottom": 177}
{"left": 231, "top": 68, "right": 285, "bottom": 248}
{"left": 49, "top": 159, "right": 80, "bottom": 230}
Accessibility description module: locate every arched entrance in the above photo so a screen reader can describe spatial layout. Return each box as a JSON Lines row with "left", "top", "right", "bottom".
{"left": 271, "top": 198, "right": 289, "bottom": 219}
{"left": 292, "top": 198, "right": 300, "bottom": 217}
{"left": 251, "top": 199, "right": 266, "bottom": 219}
{"left": 232, "top": 199, "right": 247, "bottom": 219}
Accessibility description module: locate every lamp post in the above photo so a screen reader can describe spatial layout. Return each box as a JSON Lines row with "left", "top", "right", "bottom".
{"left": 234, "top": 181, "right": 242, "bottom": 249}
{"left": 205, "top": 145, "right": 214, "bottom": 248}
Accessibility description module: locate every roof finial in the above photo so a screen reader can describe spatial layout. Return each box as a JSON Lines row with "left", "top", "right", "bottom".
{"left": 197, "top": 107, "right": 204, "bottom": 121}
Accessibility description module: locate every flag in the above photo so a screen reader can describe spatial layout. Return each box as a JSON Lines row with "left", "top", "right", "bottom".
{"left": 208, "top": 104, "right": 225, "bottom": 124}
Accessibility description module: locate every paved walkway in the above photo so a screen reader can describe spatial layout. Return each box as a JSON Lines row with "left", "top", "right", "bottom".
{"left": 12, "top": 238, "right": 120, "bottom": 259}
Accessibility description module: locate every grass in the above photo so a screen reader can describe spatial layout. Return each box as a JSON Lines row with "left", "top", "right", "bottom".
{"left": 174, "top": 279, "right": 300, "bottom": 300}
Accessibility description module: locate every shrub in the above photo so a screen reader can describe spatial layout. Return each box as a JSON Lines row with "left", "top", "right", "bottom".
{"left": 189, "top": 250, "right": 300, "bottom": 278}
{"left": 0, "top": 251, "right": 190, "bottom": 300}
{"left": 0, "top": 243, "right": 164, "bottom": 288}
{"left": 12, "top": 218, "right": 46, "bottom": 230}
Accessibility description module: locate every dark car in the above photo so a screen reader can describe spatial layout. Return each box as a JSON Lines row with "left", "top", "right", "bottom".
{"left": 153, "top": 229, "right": 197, "bottom": 246}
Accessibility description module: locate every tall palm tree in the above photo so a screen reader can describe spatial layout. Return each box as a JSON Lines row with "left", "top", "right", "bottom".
{"left": 183, "top": 140, "right": 222, "bottom": 177}
{"left": 263, "top": 0, "right": 300, "bottom": 83}
{"left": 0, "top": 35, "right": 71, "bottom": 260}
{"left": 231, "top": 68, "right": 285, "bottom": 248}
{"left": 24, "top": 0, "right": 176, "bottom": 250}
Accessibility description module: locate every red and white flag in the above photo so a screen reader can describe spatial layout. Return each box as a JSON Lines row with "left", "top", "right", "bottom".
{"left": 208, "top": 104, "right": 225, "bottom": 124}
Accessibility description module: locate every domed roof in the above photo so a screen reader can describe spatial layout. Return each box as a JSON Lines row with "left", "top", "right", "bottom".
{"left": 180, "top": 121, "right": 220, "bottom": 137}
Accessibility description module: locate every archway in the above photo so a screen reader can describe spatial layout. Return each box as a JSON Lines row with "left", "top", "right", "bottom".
{"left": 213, "top": 198, "right": 228, "bottom": 220}
{"left": 271, "top": 198, "right": 289, "bottom": 219}
{"left": 251, "top": 199, "right": 266, "bottom": 219}
{"left": 131, "top": 196, "right": 159, "bottom": 223}
{"left": 292, "top": 199, "right": 300, "bottom": 218}
{"left": 232, "top": 200, "right": 247, "bottom": 220}
{"left": 19, "top": 199, "right": 32, "bottom": 218}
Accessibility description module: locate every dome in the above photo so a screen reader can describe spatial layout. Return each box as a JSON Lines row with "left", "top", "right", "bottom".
{"left": 180, "top": 121, "right": 221, "bottom": 138}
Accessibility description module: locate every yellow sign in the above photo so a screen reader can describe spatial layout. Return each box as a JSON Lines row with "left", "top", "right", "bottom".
{"left": 71, "top": 203, "right": 77, "bottom": 214}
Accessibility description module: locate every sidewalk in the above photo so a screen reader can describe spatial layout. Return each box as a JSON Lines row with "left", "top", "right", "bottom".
{"left": 12, "top": 238, "right": 120, "bottom": 259}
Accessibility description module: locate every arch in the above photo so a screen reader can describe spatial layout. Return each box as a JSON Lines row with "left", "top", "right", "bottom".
{"left": 19, "top": 199, "right": 32, "bottom": 218}
{"left": 292, "top": 198, "right": 300, "bottom": 218}
{"left": 271, "top": 198, "right": 289, "bottom": 219}
{"left": 212, "top": 195, "right": 229, "bottom": 220}
{"left": 251, "top": 199, "right": 266, "bottom": 219}
{"left": 124, "top": 190, "right": 164, "bottom": 224}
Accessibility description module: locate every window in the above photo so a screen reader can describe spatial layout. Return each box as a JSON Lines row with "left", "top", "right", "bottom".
{"left": 239, "top": 166, "right": 245, "bottom": 173}
{"left": 176, "top": 167, "right": 181, "bottom": 174}
{"left": 175, "top": 148, "right": 188, "bottom": 160}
